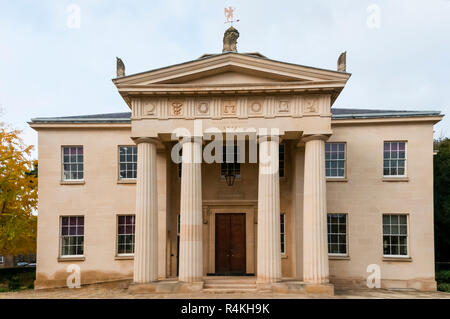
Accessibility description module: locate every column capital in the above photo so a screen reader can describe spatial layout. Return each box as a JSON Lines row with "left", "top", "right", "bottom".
{"left": 301, "top": 134, "right": 330, "bottom": 143}
{"left": 133, "top": 137, "right": 160, "bottom": 145}
{"left": 257, "top": 135, "right": 283, "bottom": 144}
{"left": 178, "top": 136, "right": 203, "bottom": 145}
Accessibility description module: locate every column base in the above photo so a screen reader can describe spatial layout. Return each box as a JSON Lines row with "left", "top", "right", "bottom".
{"left": 128, "top": 280, "right": 204, "bottom": 294}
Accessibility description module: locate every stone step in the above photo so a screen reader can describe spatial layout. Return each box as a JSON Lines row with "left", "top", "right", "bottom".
{"left": 204, "top": 283, "right": 256, "bottom": 289}
{"left": 203, "top": 288, "right": 258, "bottom": 294}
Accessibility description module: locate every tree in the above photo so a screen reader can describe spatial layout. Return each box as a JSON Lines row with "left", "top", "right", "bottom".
{"left": 0, "top": 128, "right": 37, "bottom": 256}
{"left": 434, "top": 137, "right": 450, "bottom": 262}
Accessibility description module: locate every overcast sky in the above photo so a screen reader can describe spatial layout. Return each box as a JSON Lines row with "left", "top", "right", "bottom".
{"left": 0, "top": 0, "right": 449, "bottom": 152}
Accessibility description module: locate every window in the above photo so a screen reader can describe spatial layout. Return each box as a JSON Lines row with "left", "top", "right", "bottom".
{"left": 119, "top": 146, "right": 137, "bottom": 180}
{"left": 279, "top": 144, "right": 285, "bottom": 178}
{"left": 60, "top": 216, "right": 84, "bottom": 257}
{"left": 384, "top": 142, "right": 407, "bottom": 177}
{"left": 327, "top": 214, "right": 347, "bottom": 255}
{"left": 221, "top": 146, "right": 241, "bottom": 178}
{"left": 383, "top": 214, "right": 408, "bottom": 256}
{"left": 325, "top": 143, "right": 346, "bottom": 178}
{"left": 117, "top": 215, "right": 135, "bottom": 255}
{"left": 62, "top": 146, "right": 84, "bottom": 181}
{"left": 280, "top": 214, "right": 286, "bottom": 254}
{"left": 0, "top": 255, "right": 4, "bottom": 264}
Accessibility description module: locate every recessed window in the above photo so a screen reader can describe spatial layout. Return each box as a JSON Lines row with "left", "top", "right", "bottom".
{"left": 221, "top": 146, "right": 241, "bottom": 178}
{"left": 117, "top": 215, "right": 135, "bottom": 255}
{"left": 383, "top": 214, "right": 408, "bottom": 256}
{"left": 325, "top": 143, "right": 346, "bottom": 178}
{"left": 279, "top": 144, "right": 285, "bottom": 178}
{"left": 62, "top": 146, "right": 84, "bottom": 181}
{"left": 384, "top": 142, "right": 407, "bottom": 177}
{"left": 119, "top": 146, "right": 137, "bottom": 180}
{"left": 280, "top": 213, "right": 286, "bottom": 254}
{"left": 60, "top": 216, "right": 84, "bottom": 257}
{"left": 327, "top": 214, "right": 347, "bottom": 255}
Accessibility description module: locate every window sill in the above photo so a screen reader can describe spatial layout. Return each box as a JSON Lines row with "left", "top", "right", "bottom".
{"left": 326, "top": 178, "right": 348, "bottom": 182}
{"left": 382, "top": 177, "right": 409, "bottom": 182}
{"left": 281, "top": 254, "right": 288, "bottom": 259}
{"left": 383, "top": 256, "right": 412, "bottom": 262}
{"left": 329, "top": 255, "right": 350, "bottom": 260}
{"left": 117, "top": 180, "right": 136, "bottom": 184}
{"left": 115, "top": 255, "right": 134, "bottom": 260}
{"left": 58, "top": 256, "right": 85, "bottom": 262}
{"left": 60, "top": 180, "right": 85, "bottom": 185}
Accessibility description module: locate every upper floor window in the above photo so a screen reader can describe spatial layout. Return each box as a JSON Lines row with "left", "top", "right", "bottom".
{"left": 327, "top": 213, "right": 348, "bottom": 255}
{"left": 383, "top": 214, "right": 408, "bottom": 257}
{"left": 60, "top": 216, "right": 84, "bottom": 257}
{"left": 119, "top": 146, "right": 137, "bottom": 180}
{"left": 279, "top": 144, "right": 285, "bottom": 178}
{"left": 325, "top": 143, "right": 346, "bottom": 178}
{"left": 221, "top": 146, "right": 241, "bottom": 178}
{"left": 280, "top": 213, "right": 286, "bottom": 254}
{"left": 62, "top": 146, "right": 84, "bottom": 181}
{"left": 383, "top": 141, "right": 406, "bottom": 177}
{"left": 117, "top": 215, "right": 135, "bottom": 255}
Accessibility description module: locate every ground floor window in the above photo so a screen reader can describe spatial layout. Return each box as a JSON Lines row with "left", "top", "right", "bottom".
{"left": 383, "top": 214, "right": 408, "bottom": 256}
{"left": 117, "top": 215, "right": 136, "bottom": 255}
{"left": 0, "top": 255, "right": 4, "bottom": 264}
{"left": 280, "top": 213, "right": 286, "bottom": 254}
{"left": 327, "top": 214, "right": 347, "bottom": 255}
{"left": 60, "top": 216, "right": 84, "bottom": 257}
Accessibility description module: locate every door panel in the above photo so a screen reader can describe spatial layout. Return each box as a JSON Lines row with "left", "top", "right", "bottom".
{"left": 215, "top": 214, "right": 246, "bottom": 274}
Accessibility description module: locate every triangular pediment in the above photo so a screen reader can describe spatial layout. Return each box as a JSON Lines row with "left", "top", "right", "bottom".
{"left": 113, "top": 53, "right": 351, "bottom": 87}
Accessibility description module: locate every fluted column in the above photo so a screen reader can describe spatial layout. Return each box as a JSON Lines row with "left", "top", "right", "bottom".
{"left": 303, "top": 135, "right": 329, "bottom": 284}
{"left": 178, "top": 137, "right": 203, "bottom": 283}
{"left": 257, "top": 136, "right": 281, "bottom": 284}
{"left": 133, "top": 138, "right": 158, "bottom": 283}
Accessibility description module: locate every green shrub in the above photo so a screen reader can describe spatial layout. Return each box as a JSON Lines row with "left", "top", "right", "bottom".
{"left": 436, "top": 270, "right": 450, "bottom": 283}
{"left": 8, "top": 275, "right": 20, "bottom": 291}
{"left": 438, "top": 283, "right": 450, "bottom": 293}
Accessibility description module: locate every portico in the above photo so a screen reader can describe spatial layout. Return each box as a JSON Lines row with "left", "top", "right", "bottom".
{"left": 112, "top": 45, "right": 350, "bottom": 293}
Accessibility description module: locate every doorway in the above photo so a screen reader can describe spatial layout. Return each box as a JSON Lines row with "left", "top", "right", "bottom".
{"left": 215, "top": 213, "right": 246, "bottom": 275}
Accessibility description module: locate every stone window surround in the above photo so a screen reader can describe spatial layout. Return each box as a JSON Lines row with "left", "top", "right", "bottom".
{"left": 61, "top": 145, "right": 84, "bottom": 183}
{"left": 327, "top": 213, "right": 349, "bottom": 257}
{"left": 58, "top": 215, "right": 85, "bottom": 261}
{"left": 116, "top": 214, "right": 136, "bottom": 258}
{"left": 382, "top": 213, "right": 410, "bottom": 259}
{"left": 325, "top": 142, "right": 347, "bottom": 179}
{"left": 383, "top": 140, "right": 408, "bottom": 178}
{"left": 118, "top": 145, "right": 138, "bottom": 182}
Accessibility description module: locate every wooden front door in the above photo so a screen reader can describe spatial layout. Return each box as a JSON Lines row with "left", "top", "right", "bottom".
{"left": 215, "top": 214, "right": 246, "bottom": 275}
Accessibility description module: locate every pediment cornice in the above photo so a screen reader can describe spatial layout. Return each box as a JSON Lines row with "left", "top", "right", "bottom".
{"left": 113, "top": 53, "right": 351, "bottom": 107}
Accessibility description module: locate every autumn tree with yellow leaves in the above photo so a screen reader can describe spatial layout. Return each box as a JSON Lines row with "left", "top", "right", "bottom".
{"left": 0, "top": 127, "right": 37, "bottom": 256}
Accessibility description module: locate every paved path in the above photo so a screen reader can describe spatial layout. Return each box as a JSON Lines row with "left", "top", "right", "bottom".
{"left": 1, "top": 281, "right": 450, "bottom": 299}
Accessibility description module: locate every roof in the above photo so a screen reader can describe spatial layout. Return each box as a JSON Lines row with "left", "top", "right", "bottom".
{"left": 29, "top": 108, "right": 442, "bottom": 124}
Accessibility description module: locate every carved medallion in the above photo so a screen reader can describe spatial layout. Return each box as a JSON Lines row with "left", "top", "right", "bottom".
{"left": 142, "top": 100, "right": 156, "bottom": 116}
{"left": 248, "top": 100, "right": 263, "bottom": 115}
{"left": 304, "top": 98, "right": 318, "bottom": 113}
{"left": 279, "top": 101, "right": 289, "bottom": 113}
{"left": 222, "top": 100, "right": 237, "bottom": 116}
{"left": 196, "top": 101, "right": 210, "bottom": 115}
{"left": 172, "top": 102, "right": 184, "bottom": 116}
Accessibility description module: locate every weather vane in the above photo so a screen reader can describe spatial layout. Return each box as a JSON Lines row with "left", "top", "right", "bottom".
{"left": 224, "top": 6, "right": 240, "bottom": 27}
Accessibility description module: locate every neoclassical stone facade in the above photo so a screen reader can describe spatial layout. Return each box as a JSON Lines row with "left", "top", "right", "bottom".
{"left": 30, "top": 46, "right": 443, "bottom": 294}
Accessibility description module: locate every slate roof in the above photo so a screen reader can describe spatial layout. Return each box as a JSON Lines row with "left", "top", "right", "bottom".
{"left": 30, "top": 108, "right": 441, "bottom": 124}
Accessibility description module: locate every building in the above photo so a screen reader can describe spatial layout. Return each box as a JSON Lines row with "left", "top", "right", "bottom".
{"left": 29, "top": 27, "right": 443, "bottom": 294}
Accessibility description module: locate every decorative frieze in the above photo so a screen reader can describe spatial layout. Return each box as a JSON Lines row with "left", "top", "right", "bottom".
{"left": 131, "top": 95, "right": 331, "bottom": 121}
